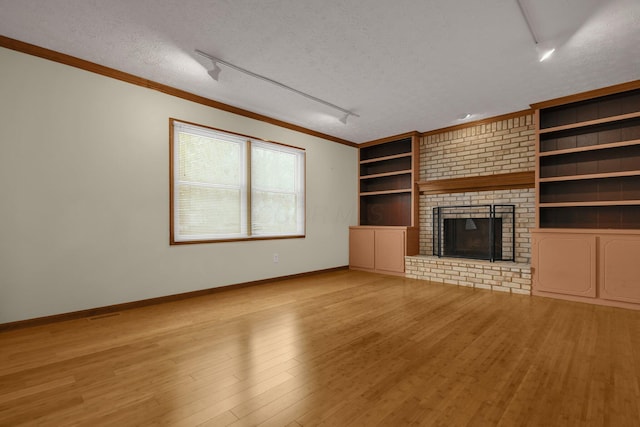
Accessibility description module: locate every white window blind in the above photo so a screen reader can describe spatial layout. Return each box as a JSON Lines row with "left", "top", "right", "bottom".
{"left": 251, "top": 141, "right": 305, "bottom": 236}
{"left": 171, "top": 120, "right": 305, "bottom": 243}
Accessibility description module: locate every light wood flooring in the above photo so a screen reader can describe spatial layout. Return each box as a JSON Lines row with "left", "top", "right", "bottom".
{"left": 1, "top": 270, "right": 639, "bottom": 426}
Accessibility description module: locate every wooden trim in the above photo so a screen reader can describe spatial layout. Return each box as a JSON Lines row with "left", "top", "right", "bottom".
{"left": 170, "top": 118, "right": 308, "bottom": 152}
{"left": 0, "top": 34, "right": 357, "bottom": 147}
{"left": 412, "top": 135, "right": 420, "bottom": 227}
{"left": 530, "top": 228, "right": 640, "bottom": 235}
{"left": 418, "top": 171, "right": 535, "bottom": 195}
{"left": 535, "top": 109, "right": 541, "bottom": 228}
{"left": 246, "top": 139, "right": 253, "bottom": 237}
{"left": 169, "top": 118, "right": 307, "bottom": 244}
{"left": 303, "top": 152, "right": 307, "bottom": 237}
{"left": 360, "top": 152, "right": 412, "bottom": 164}
{"left": 532, "top": 289, "right": 640, "bottom": 311}
{"left": 349, "top": 225, "right": 418, "bottom": 230}
{"left": 539, "top": 139, "right": 640, "bottom": 157}
{"left": 420, "top": 110, "right": 533, "bottom": 137}
{"left": 539, "top": 111, "right": 640, "bottom": 134}
{"left": 171, "top": 234, "right": 306, "bottom": 245}
{"left": 360, "top": 189, "right": 412, "bottom": 196}
{"left": 539, "top": 200, "right": 640, "bottom": 208}
{"left": 530, "top": 80, "right": 640, "bottom": 110}
{"left": 538, "top": 170, "right": 640, "bottom": 183}
{"left": 0, "top": 266, "right": 349, "bottom": 332}
{"left": 360, "top": 169, "right": 412, "bottom": 180}
{"left": 359, "top": 131, "right": 420, "bottom": 148}
{"left": 169, "top": 119, "right": 176, "bottom": 245}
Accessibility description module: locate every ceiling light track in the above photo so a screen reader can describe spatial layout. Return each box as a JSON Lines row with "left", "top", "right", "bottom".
{"left": 195, "top": 49, "right": 359, "bottom": 124}
{"left": 515, "top": 0, "right": 539, "bottom": 44}
{"left": 515, "top": 0, "right": 555, "bottom": 62}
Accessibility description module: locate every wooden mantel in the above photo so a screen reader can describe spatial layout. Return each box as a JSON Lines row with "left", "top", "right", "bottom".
{"left": 417, "top": 171, "right": 535, "bottom": 195}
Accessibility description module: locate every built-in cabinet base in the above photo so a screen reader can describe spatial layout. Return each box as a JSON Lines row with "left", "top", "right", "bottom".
{"left": 349, "top": 226, "right": 419, "bottom": 275}
{"left": 532, "top": 229, "right": 640, "bottom": 310}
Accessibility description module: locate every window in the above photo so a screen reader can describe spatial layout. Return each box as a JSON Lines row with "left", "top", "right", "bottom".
{"left": 170, "top": 119, "right": 305, "bottom": 244}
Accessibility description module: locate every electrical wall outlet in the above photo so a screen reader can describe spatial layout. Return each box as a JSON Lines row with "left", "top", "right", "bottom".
{"left": 273, "top": 253, "right": 279, "bottom": 263}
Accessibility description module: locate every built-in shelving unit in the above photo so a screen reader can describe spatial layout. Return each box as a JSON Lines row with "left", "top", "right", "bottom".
{"left": 350, "top": 132, "right": 420, "bottom": 275}
{"left": 531, "top": 81, "right": 640, "bottom": 310}
{"left": 536, "top": 87, "right": 640, "bottom": 229}
{"left": 358, "top": 133, "right": 419, "bottom": 226}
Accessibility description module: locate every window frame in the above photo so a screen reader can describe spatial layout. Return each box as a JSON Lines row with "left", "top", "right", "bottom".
{"left": 169, "top": 118, "right": 306, "bottom": 245}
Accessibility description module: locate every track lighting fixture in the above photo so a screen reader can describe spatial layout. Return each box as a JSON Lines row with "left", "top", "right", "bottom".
{"left": 207, "top": 62, "right": 221, "bottom": 81}
{"left": 537, "top": 47, "right": 556, "bottom": 62}
{"left": 195, "top": 49, "right": 359, "bottom": 125}
{"left": 515, "top": 0, "right": 556, "bottom": 62}
{"left": 339, "top": 113, "right": 351, "bottom": 124}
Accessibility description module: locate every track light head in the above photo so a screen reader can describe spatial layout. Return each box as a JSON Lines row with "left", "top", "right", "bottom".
{"left": 339, "top": 113, "right": 350, "bottom": 124}
{"left": 538, "top": 47, "right": 555, "bottom": 62}
{"left": 516, "top": 0, "right": 556, "bottom": 62}
{"left": 208, "top": 62, "right": 222, "bottom": 81}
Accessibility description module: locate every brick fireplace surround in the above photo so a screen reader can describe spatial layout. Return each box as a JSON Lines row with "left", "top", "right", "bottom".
{"left": 406, "top": 112, "right": 535, "bottom": 295}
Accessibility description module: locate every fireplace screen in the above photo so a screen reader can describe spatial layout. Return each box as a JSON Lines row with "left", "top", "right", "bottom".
{"left": 433, "top": 205, "right": 515, "bottom": 262}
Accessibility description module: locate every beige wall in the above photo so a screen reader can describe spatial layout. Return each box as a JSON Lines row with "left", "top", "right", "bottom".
{"left": 0, "top": 47, "right": 358, "bottom": 324}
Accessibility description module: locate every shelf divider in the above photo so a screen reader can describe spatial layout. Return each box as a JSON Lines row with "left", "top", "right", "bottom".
{"left": 539, "top": 170, "right": 640, "bottom": 183}
{"left": 540, "top": 200, "right": 640, "bottom": 208}
{"left": 360, "top": 169, "right": 412, "bottom": 180}
{"left": 539, "top": 139, "right": 640, "bottom": 157}
{"left": 539, "top": 111, "right": 640, "bottom": 134}
{"left": 360, "top": 189, "right": 412, "bottom": 196}
{"left": 359, "top": 152, "right": 412, "bottom": 164}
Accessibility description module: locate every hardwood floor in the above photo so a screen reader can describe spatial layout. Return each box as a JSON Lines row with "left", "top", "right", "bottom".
{"left": 1, "top": 270, "right": 639, "bottom": 426}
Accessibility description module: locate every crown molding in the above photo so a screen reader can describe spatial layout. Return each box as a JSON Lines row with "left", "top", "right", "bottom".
{"left": 420, "top": 110, "right": 533, "bottom": 137}
{"left": 530, "top": 80, "right": 640, "bottom": 110}
{"left": 0, "top": 34, "right": 358, "bottom": 147}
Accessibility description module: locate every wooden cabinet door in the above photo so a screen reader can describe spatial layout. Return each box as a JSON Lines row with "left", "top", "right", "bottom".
{"left": 374, "top": 229, "right": 406, "bottom": 273}
{"left": 532, "top": 232, "right": 597, "bottom": 297}
{"left": 349, "top": 228, "right": 375, "bottom": 269}
{"left": 599, "top": 235, "right": 640, "bottom": 304}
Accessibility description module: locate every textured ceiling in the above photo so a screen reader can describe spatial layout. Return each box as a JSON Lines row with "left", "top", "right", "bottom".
{"left": 0, "top": 0, "right": 638, "bottom": 143}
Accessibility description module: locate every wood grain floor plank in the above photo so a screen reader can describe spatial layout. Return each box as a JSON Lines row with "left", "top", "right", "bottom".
{"left": 168, "top": 372, "right": 294, "bottom": 426}
{"left": 1, "top": 270, "right": 639, "bottom": 426}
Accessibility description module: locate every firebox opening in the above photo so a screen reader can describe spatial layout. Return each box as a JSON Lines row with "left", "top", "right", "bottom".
{"left": 433, "top": 205, "right": 515, "bottom": 262}
{"left": 443, "top": 218, "right": 503, "bottom": 260}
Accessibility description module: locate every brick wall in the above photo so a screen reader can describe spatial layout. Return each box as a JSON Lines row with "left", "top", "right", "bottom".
{"left": 420, "top": 114, "right": 535, "bottom": 181}
{"left": 419, "top": 113, "right": 536, "bottom": 263}
{"left": 420, "top": 189, "right": 535, "bottom": 264}
{"left": 406, "top": 257, "right": 532, "bottom": 295}
{"left": 410, "top": 112, "right": 536, "bottom": 295}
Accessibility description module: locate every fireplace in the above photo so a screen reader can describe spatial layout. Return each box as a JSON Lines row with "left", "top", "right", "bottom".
{"left": 433, "top": 205, "right": 515, "bottom": 262}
